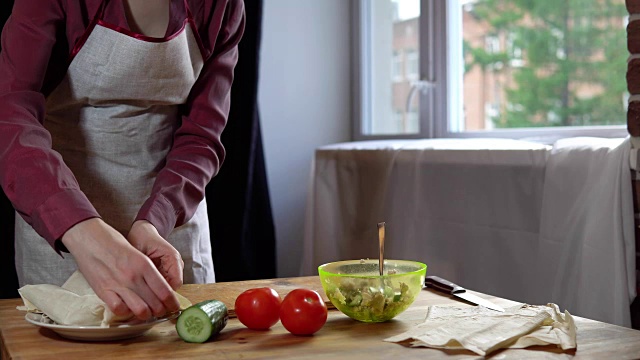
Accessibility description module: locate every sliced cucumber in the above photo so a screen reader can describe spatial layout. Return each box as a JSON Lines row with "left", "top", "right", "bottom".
{"left": 176, "top": 300, "right": 228, "bottom": 343}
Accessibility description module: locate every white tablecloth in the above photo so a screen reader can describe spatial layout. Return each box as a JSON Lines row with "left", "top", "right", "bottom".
{"left": 301, "top": 138, "right": 636, "bottom": 327}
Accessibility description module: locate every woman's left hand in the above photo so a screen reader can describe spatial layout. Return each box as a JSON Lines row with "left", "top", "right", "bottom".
{"left": 128, "top": 220, "right": 184, "bottom": 290}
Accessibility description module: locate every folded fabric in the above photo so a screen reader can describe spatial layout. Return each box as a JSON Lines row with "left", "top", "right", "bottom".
{"left": 384, "top": 303, "right": 576, "bottom": 356}
{"left": 18, "top": 270, "right": 191, "bottom": 327}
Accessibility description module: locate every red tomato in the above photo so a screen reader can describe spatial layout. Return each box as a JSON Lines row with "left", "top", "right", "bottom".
{"left": 235, "top": 287, "right": 282, "bottom": 330}
{"left": 280, "top": 289, "right": 328, "bottom": 336}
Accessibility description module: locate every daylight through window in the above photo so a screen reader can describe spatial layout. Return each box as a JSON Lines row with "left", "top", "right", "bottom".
{"left": 356, "top": 0, "right": 628, "bottom": 140}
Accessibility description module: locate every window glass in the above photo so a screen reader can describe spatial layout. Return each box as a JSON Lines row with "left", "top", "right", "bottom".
{"left": 358, "top": 0, "right": 627, "bottom": 139}
{"left": 366, "top": 0, "right": 420, "bottom": 136}
{"left": 459, "top": 0, "right": 627, "bottom": 131}
{"left": 392, "top": 50, "right": 403, "bottom": 82}
{"left": 406, "top": 49, "right": 419, "bottom": 80}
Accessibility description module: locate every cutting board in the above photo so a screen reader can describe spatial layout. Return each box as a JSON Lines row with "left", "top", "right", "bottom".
{"left": 177, "top": 276, "right": 334, "bottom": 318}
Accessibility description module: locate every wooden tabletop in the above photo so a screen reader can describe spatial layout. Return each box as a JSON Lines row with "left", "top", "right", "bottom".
{"left": 2, "top": 276, "right": 640, "bottom": 359}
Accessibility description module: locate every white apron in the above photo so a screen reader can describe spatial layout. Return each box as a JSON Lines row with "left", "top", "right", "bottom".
{"left": 15, "top": 0, "right": 215, "bottom": 286}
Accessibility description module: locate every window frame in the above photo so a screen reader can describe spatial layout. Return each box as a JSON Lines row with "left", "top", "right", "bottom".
{"left": 352, "top": 0, "right": 628, "bottom": 143}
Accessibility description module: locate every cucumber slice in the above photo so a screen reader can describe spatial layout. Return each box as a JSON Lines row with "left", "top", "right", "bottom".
{"left": 176, "top": 300, "right": 228, "bottom": 343}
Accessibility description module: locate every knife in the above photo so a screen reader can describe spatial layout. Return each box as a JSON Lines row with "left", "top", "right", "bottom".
{"left": 425, "top": 276, "right": 505, "bottom": 312}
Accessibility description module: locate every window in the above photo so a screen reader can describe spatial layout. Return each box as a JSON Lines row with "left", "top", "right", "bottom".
{"left": 485, "top": 34, "right": 500, "bottom": 54}
{"left": 406, "top": 49, "right": 419, "bottom": 80}
{"left": 506, "top": 32, "right": 523, "bottom": 68}
{"left": 355, "top": 0, "right": 422, "bottom": 136}
{"left": 392, "top": 50, "right": 403, "bottom": 82}
{"left": 354, "top": 0, "right": 628, "bottom": 141}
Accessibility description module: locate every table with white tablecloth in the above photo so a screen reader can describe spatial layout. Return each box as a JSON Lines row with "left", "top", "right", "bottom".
{"left": 301, "top": 138, "right": 636, "bottom": 327}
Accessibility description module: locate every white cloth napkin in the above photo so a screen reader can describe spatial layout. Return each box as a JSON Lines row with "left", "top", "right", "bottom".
{"left": 384, "top": 303, "right": 577, "bottom": 356}
{"left": 18, "top": 271, "right": 191, "bottom": 327}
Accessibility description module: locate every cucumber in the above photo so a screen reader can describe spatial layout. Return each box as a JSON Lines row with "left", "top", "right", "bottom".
{"left": 176, "top": 300, "right": 228, "bottom": 343}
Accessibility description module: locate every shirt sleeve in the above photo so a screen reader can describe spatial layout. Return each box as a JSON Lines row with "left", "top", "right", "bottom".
{"left": 135, "top": 0, "right": 246, "bottom": 238}
{"left": 0, "top": 0, "right": 100, "bottom": 251}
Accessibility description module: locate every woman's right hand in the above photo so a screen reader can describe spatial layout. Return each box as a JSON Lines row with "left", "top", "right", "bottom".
{"left": 61, "top": 218, "right": 180, "bottom": 320}
{"left": 127, "top": 220, "right": 184, "bottom": 291}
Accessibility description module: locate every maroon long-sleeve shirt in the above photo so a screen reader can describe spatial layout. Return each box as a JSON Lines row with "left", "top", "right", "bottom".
{"left": 0, "top": 0, "right": 244, "bottom": 251}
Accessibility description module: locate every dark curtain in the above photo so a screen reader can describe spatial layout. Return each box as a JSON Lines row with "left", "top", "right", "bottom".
{"left": 0, "top": 0, "right": 18, "bottom": 300}
{"left": 0, "top": 0, "right": 276, "bottom": 299}
{"left": 206, "top": 0, "right": 277, "bottom": 282}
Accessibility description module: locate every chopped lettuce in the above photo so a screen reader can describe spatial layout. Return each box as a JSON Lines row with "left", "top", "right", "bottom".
{"left": 326, "top": 278, "right": 414, "bottom": 322}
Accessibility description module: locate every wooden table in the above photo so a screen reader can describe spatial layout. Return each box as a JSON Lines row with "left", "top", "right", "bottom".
{"left": 2, "top": 277, "right": 640, "bottom": 359}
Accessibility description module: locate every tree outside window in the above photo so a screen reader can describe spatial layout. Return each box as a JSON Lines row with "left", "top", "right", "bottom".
{"left": 464, "top": 0, "right": 627, "bottom": 129}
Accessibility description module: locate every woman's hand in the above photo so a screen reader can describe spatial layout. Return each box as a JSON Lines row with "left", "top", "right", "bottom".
{"left": 61, "top": 218, "right": 180, "bottom": 320}
{"left": 127, "top": 220, "right": 184, "bottom": 290}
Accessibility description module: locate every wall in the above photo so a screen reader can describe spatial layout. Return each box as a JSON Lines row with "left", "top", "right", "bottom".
{"left": 258, "top": 1, "right": 352, "bottom": 277}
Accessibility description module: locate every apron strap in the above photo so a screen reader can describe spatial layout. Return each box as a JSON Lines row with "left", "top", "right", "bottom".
{"left": 95, "top": 0, "right": 109, "bottom": 21}
{"left": 183, "top": 0, "right": 207, "bottom": 58}
{"left": 183, "top": 0, "right": 194, "bottom": 21}
{"left": 69, "top": 0, "right": 109, "bottom": 62}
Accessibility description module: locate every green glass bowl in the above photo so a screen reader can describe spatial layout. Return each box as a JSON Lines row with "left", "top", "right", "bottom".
{"left": 318, "top": 259, "right": 427, "bottom": 322}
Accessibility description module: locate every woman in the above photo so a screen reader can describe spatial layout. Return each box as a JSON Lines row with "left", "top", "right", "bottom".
{"left": 0, "top": 0, "right": 244, "bottom": 320}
